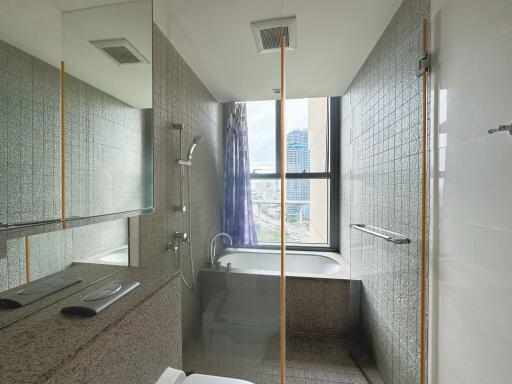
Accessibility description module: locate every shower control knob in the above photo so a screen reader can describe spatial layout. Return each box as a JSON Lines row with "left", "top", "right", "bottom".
{"left": 174, "top": 232, "right": 189, "bottom": 242}
{"left": 174, "top": 205, "right": 187, "bottom": 212}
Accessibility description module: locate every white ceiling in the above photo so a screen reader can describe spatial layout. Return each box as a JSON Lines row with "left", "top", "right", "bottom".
{"left": 154, "top": 0, "right": 403, "bottom": 102}
{"left": 0, "top": 0, "right": 403, "bottom": 104}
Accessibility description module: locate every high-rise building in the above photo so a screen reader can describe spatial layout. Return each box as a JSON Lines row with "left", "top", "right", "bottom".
{"left": 286, "top": 130, "right": 310, "bottom": 220}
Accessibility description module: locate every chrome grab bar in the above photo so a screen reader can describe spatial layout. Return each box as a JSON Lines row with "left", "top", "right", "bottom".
{"left": 351, "top": 224, "right": 411, "bottom": 245}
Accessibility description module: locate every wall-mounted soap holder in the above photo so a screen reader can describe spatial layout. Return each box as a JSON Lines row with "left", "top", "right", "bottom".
{"left": 61, "top": 279, "right": 139, "bottom": 316}
{"left": 0, "top": 275, "right": 82, "bottom": 308}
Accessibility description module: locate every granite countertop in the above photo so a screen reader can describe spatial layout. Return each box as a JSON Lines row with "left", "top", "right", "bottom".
{"left": 0, "top": 263, "right": 181, "bottom": 383}
{"left": 0, "top": 263, "right": 125, "bottom": 329}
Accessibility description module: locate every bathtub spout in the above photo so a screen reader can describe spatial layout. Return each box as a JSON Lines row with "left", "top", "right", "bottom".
{"left": 209, "top": 233, "right": 233, "bottom": 266}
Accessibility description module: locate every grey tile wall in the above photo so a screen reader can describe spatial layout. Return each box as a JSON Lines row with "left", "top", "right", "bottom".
{"left": 0, "top": 38, "right": 143, "bottom": 291}
{"left": 341, "top": 0, "right": 430, "bottom": 383}
{"left": 138, "top": 25, "right": 223, "bottom": 344}
{"left": 0, "top": 36, "right": 151, "bottom": 224}
{"left": 0, "top": 238, "right": 26, "bottom": 292}
{"left": 64, "top": 76, "right": 151, "bottom": 217}
{"left": 0, "top": 38, "right": 61, "bottom": 225}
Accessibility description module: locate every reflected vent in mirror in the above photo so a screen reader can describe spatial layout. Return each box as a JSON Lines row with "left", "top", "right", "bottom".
{"left": 90, "top": 38, "right": 149, "bottom": 65}
{"left": 251, "top": 16, "right": 297, "bottom": 53}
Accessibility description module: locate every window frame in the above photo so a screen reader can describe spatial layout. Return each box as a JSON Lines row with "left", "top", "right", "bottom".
{"left": 247, "top": 97, "right": 340, "bottom": 251}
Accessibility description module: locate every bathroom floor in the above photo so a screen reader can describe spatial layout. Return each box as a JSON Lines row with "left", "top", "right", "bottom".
{"left": 183, "top": 333, "right": 368, "bottom": 384}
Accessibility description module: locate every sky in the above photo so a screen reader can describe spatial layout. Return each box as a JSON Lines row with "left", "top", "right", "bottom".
{"left": 246, "top": 98, "right": 308, "bottom": 171}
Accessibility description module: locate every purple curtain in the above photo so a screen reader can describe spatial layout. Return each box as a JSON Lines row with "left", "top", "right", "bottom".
{"left": 222, "top": 102, "right": 257, "bottom": 246}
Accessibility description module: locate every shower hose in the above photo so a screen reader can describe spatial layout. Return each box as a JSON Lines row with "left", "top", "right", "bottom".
{"left": 177, "top": 167, "right": 195, "bottom": 291}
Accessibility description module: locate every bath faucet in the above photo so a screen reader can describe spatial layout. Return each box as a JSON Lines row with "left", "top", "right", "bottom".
{"left": 209, "top": 232, "right": 233, "bottom": 266}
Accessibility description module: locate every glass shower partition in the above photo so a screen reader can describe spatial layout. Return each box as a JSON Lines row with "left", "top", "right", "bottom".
{"left": 179, "top": 10, "right": 287, "bottom": 384}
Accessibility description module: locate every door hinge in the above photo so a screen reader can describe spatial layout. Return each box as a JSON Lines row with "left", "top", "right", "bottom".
{"left": 416, "top": 52, "right": 431, "bottom": 78}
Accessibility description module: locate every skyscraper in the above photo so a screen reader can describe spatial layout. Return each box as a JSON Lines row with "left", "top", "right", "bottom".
{"left": 286, "top": 130, "right": 309, "bottom": 220}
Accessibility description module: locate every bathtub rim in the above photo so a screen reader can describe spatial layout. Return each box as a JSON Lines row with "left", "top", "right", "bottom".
{"left": 209, "top": 248, "right": 349, "bottom": 280}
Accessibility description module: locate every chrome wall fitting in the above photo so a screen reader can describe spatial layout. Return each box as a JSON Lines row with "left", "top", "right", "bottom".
{"left": 488, "top": 123, "right": 512, "bottom": 135}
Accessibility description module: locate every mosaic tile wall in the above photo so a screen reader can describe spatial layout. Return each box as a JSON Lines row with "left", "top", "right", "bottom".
{"left": 0, "top": 37, "right": 150, "bottom": 225}
{"left": 0, "top": 38, "right": 61, "bottom": 225}
{"left": 341, "top": 0, "right": 430, "bottom": 383}
{"left": 64, "top": 76, "right": 150, "bottom": 218}
{"left": 0, "top": 39, "right": 143, "bottom": 292}
{"left": 0, "top": 238, "right": 26, "bottom": 292}
{"left": 138, "top": 25, "right": 223, "bottom": 343}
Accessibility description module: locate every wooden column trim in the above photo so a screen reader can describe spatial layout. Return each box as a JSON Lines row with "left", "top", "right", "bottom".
{"left": 279, "top": 33, "right": 286, "bottom": 384}
{"left": 419, "top": 18, "right": 428, "bottom": 384}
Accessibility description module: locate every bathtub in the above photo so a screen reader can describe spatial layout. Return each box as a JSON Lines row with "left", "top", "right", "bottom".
{"left": 216, "top": 248, "right": 348, "bottom": 279}
{"left": 199, "top": 248, "right": 354, "bottom": 349}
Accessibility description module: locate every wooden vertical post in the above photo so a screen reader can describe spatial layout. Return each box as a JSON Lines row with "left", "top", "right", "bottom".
{"left": 60, "top": 61, "right": 66, "bottom": 225}
{"left": 419, "top": 18, "right": 428, "bottom": 384}
{"left": 25, "top": 236, "right": 30, "bottom": 282}
{"left": 279, "top": 33, "right": 286, "bottom": 384}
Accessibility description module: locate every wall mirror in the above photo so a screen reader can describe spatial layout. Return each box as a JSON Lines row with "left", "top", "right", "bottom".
{"left": 0, "top": 219, "right": 129, "bottom": 329}
{"left": 0, "top": 0, "right": 153, "bottom": 330}
{"left": 62, "top": 0, "right": 153, "bottom": 218}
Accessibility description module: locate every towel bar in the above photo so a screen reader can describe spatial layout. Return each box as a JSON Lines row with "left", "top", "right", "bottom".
{"left": 351, "top": 224, "right": 411, "bottom": 244}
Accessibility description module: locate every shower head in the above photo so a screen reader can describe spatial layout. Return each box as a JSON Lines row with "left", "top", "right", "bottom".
{"left": 187, "top": 135, "right": 204, "bottom": 161}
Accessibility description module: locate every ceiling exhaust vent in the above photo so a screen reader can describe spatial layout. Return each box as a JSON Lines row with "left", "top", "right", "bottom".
{"left": 251, "top": 17, "right": 297, "bottom": 53}
{"left": 90, "top": 38, "right": 149, "bottom": 65}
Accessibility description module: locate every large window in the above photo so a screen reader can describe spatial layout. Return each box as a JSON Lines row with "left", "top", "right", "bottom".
{"left": 246, "top": 97, "right": 339, "bottom": 249}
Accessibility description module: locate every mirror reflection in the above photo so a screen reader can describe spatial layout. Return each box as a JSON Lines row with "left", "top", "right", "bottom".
{"left": 0, "top": 0, "right": 153, "bottom": 330}
{"left": 62, "top": 0, "right": 153, "bottom": 218}
{"left": 0, "top": 218, "right": 128, "bottom": 328}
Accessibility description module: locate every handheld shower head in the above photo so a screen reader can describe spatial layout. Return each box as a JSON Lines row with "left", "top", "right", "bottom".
{"left": 187, "top": 135, "right": 204, "bottom": 161}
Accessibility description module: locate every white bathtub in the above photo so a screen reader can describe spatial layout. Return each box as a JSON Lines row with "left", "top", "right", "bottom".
{"left": 216, "top": 248, "right": 348, "bottom": 279}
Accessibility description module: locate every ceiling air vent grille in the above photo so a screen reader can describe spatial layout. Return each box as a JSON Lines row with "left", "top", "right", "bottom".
{"left": 251, "top": 17, "right": 297, "bottom": 54}
{"left": 260, "top": 26, "right": 290, "bottom": 50}
{"left": 90, "top": 38, "right": 149, "bottom": 65}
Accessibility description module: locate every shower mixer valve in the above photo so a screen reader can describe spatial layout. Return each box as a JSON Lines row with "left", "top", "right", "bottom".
{"left": 167, "top": 232, "right": 189, "bottom": 253}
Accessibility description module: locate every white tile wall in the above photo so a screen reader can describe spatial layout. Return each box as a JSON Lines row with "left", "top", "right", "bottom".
{"left": 431, "top": 0, "right": 512, "bottom": 382}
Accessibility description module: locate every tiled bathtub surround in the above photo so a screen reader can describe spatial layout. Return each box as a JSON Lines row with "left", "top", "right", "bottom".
{"left": 286, "top": 277, "right": 357, "bottom": 336}
{"left": 341, "top": 0, "right": 430, "bottom": 382}
{"left": 200, "top": 271, "right": 361, "bottom": 337}
{"left": 138, "top": 25, "right": 223, "bottom": 343}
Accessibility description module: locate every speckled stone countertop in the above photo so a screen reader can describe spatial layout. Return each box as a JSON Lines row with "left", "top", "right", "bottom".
{"left": 0, "top": 263, "right": 125, "bottom": 329}
{"left": 0, "top": 263, "right": 181, "bottom": 384}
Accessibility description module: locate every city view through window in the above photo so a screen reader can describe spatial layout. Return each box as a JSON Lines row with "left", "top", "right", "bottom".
{"left": 247, "top": 98, "right": 330, "bottom": 245}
